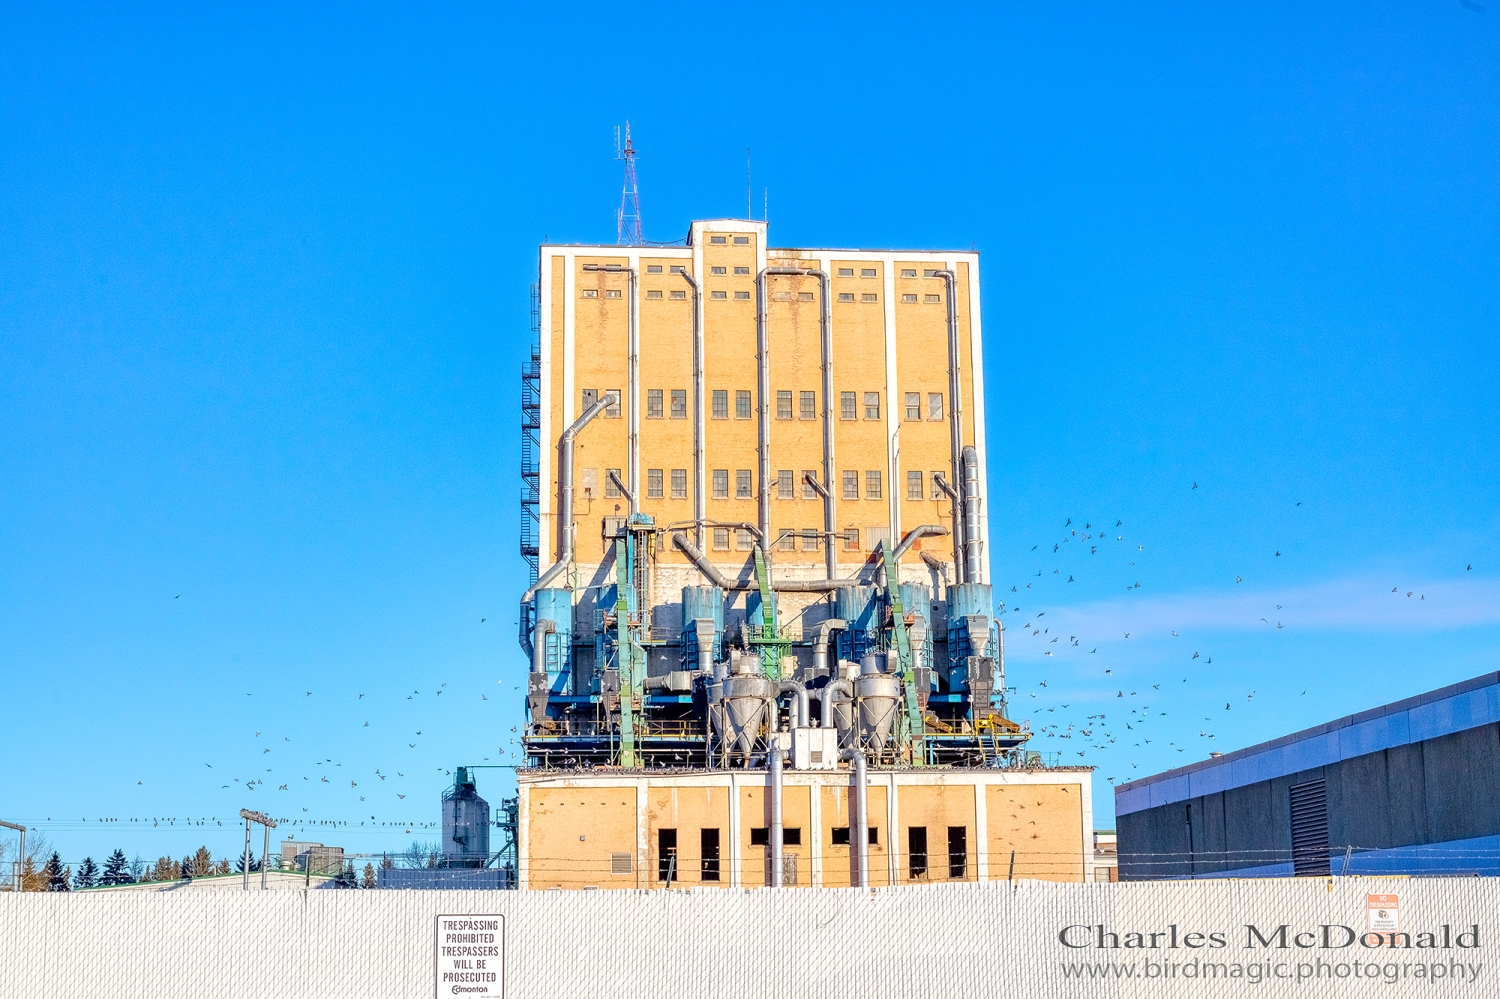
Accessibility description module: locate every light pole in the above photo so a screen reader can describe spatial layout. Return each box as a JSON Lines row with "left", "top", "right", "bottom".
{"left": 238, "top": 809, "right": 276, "bottom": 891}
{"left": 0, "top": 820, "right": 24, "bottom": 892}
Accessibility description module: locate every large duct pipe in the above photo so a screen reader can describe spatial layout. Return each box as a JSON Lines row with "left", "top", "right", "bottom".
{"left": 519, "top": 391, "right": 617, "bottom": 657}
{"left": 934, "top": 268, "right": 965, "bottom": 582}
{"left": 530, "top": 619, "right": 555, "bottom": 675}
{"left": 607, "top": 469, "right": 634, "bottom": 510}
{"left": 672, "top": 533, "right": 875, "bottom": 593}
{"left": 890, "top": 524, "right": 948, "bottom": 563}
{"left": 820, "top": 677, "right": 852, "bottom": 729}
{"left": 842, "top": 748, "right": 870, "bottom": 889}
{"left": 812, "top": 619, "right": 848, "bottom": 676}
{"left": 920, "top": 551, "right": 950, "bottom": 596}
{"left": 932, "top": 471, "right": 963, "bottom": 584}
{"left": 962, "top": 446, "right": 981, "bottom": 583}
{"left": 770, "top": 748, "right": 784, "bottom": 888}
{"left": 682, "top": 271, "right": 704, "bottom": 549}
{"left": 691, "top": 618, "right": 715, "bottom": 675}
{"left": 757, "top": 267, "right": 832, "bottom": 577}
{"left": 778, "top": 680, "right": 809, "bottom": 729}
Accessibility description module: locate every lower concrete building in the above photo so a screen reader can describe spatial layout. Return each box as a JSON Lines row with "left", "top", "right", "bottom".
{"left": 516, "top": 765, "right": 1093, "bottom": 889}
{"left": 1115, "top": 671, "right": 1500, "bottom": 879}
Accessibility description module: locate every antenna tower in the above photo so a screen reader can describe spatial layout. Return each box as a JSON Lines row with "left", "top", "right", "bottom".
{"left": 615, "top": 122, "right": 643, "bottom": 246}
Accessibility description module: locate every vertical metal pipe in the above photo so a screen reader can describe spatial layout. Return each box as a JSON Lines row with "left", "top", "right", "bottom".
{"left": 962, "top": 446, "right": 982, "bottom": 583}
{"left": 242, "top": 820, "right": 251, "bottom": 891}
{"left": 755, "top": 272, "right": 772, "bottom": 568}
{"left": 842, "top": 748, "right": 870, "bottom": 889}
{"left": 682, "top": 271, "right": 704, "bottom": 549}
{"left": 627, "top": 265, "right": 640, "bottom": 511}
{"left": 770, "top": 749, "right": 784, "bottom": 888}
{"left": 934, "top": 269, "right": 964, "bottom": 580}
{"left": 815, "top": 269, "right": 835, "bottom": 581}
{"left": 262, "top": 824, "right": 270, "bottom": 890}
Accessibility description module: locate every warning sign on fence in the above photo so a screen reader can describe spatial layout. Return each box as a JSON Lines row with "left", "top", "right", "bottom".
{"left": 434, "top": 913, "right": 505, "bottom": 998}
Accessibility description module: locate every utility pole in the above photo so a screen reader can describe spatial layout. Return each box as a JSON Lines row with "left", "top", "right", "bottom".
{"left": 0, "top": 820, "right": 24, "bottom": 892}
{"left": 239, "top": 809, "right": 276, "bottom": 890}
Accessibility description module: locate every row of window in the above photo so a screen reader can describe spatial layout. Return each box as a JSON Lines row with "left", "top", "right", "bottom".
{"left": 710, "top": 527, "right": 882, "bottom": 553}
{"left": 652, "top": 825, "right": 962, "bottom": 884}
{"left": 707, "top": 235, "right": 751, "bottom": 245}
{"left": 589, "top": 467, "right": 951, "bottom": 502}
{"left": 582, "top": 389, "right": 945, "bottom": 422}
{"left": 583, "top": 286, "right": 939, "bottom": 303}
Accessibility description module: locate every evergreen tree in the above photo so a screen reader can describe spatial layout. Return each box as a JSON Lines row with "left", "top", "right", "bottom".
{"left": 20, "top": 856, "right": 43, "bottom": 892}
{"left": 191, "top": 846, "right": 213, "bottom": 879}
{"left": 361, "top": 862, "right": 377, "bottom": 889}
{"left": 215, "top": 859, "right": 231, "bottom": 875}
{"left": 179, "top": 855, "right": 194, "bottom": 878}
{"left": 101, "top": 850, "right": 132, "bottom": 886}
{"left": 44, "top": 853, "right": 70, "bottom": 892}
{"left": 74, "top": 857, "right": 99, "bottom": 889}
{"left": 234, "top": 851, "right": 261, "bottom": 873}
{"left": 128, "top": 855, "right": 146, "bottom": 882}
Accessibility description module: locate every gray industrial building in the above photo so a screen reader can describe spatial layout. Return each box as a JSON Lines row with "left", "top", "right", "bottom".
{"left": 1115, "top": 671, "right": 1500, "bottom": 879}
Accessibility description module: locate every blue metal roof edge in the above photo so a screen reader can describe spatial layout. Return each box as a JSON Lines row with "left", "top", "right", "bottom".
{"left": 1115, "top": 671, "right": 1500, "bottom": 816}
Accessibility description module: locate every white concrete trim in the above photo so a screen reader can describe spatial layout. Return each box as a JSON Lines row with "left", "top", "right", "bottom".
{"left": 973, "top": 780, "right": 989, "bottom": 881}
{"left": 538, "top": 250, "right": 553, "bottom": 534}
{"left": 809, "top": 777, "right": 823, "bottom": 887}
{"left": 883, "top": 257, "right": 901, "bottom": 544}
{"left": 635, "top": 779, "right": 647, "bottom": 889}
{"left": 728, "top": 770, "right": 741, "bottom": 887}
{"left": 516, "top": 785, "right": 530, "bottom": 889}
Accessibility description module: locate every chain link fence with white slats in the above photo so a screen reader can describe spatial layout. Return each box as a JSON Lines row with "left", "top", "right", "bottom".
{"left": 1, "top": 877, "right": 1496, "bottom": 997}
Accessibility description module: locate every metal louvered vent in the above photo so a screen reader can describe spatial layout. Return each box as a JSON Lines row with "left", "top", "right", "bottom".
{"left": 1290, "top": 779, "right": 1330, "bottom": 877}
{"left": 609, "top": 852, "right": 633, "bottom": 876}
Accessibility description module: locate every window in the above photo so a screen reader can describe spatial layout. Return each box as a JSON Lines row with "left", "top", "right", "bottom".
{"left": 801, "top": 529, "right": 819, "bottom": 551}
{"left": 734, "top": 266, "right": 750, "bottom": 275}
{"left": 712, "top": 390, "right": 728, "bottom": 420}
{"left": 905, "top": 393, "right": 920, "bottom": 420}
{"left": 669, "top": 289, "right": 687, "bottom": 300}
{"left": 907, "top": 470, "right": 924, "bottom": 500}
{"left": 582, "top": 388, "right": 598, "bottom": 411}
{"left": 582, "top": 288, "right": 598, "bottom": 299}
{"left": 736, "top": 528, "right": 754, "bottom": 550}
{"left": 901, "top": 268, "right": 916, "bottom": 278}
{"left": 864, "top": 392, "right": 880, "bottom": 420}
{"left": 700, "top": 829, "right": 721, "bottom": 882}
{"left": 734, "top": 290, "right": 751, "bottom": 300}
{"left": 802, "top": 470, "right": 819, "bottom": 500}
{"left": 865, "top": 470, "right": 882, "bottom": 500}
{"left": 923, "top": 268, "right": 938, "bottom": 277}
{"left": 837, "top": 292, "right": 854, "bottom": 302}
{"left": 605, "top": 289, "right": 622, "bottom": 299}
{"left": 713, "top": 469, "right": 729, "bottom": 499}
{"left": 605, "top": 468, "right": 622, "bottom": 499}
{"left": 647, "top": 264, "right": 663, "bottom": 274}
{"left": 610, "top": 852, "right": 633, "bottom": 875}
{"left": 646, "top": 289, "right": 663, "bottom": 300}
{"left": 605, "top": 391, "right": 621, "bottom": 418}
{"left": 861, "top": 293, "right": 878, "bottom": 303}
{"left": 948, "top": 827, "right": 967, "bottom": 880}
{"left": 778, "top": 529, "right": 795, "bottom": 552}
{"left": 713, "top": 527, "right": 730, "bottom": 550}
{"left": 925, "top": 294, "right": 941, "bottom": 303}
{"left": 735, "top": 390, "right": 752, "bottom": 419}
{"left": 711, "top": 290, "right": 728, "bottom": 300}
{"left": 798, "top": 291, "right": 814, "bottom": 301}
{"left": 670, "top": 265, "right": 685, "bottom": 274}
{"left": 831, "top": 827, "right": 850, "bottom": 846}
{"left": 711, "top": 266, "right": 727, "bottom": 275}
{"left": 799, "top": 391, "right": 816, "bottom": 420}
{"left": 777, "top": 469, "right": 793, "bottom": 500}
{"left": 842, "top": 470, "right": 859, "bottom": 500}
{"left": 671, "top": 389, "right": 687, "bottom": 419}
{"left": 710, "top": 235, "right": 727, "bottom": 245}
{"left": 843, "top": 528, "right": 860, "bottom": 551}
{"left": 647, "top": 469, "right": 663, "bottom": 499}
{"left": 647, "top": 389, "right": 664, "bottom": 419}
{"left": 861, "top": 268, "right": 877, "bottom": 278}
{"left": 733, "top": 236, "right": 750, "bottom": 245}
{"left": 928, "top": 393, "right": 943, "bottom": 421}
{"left": 932, "top": 472, "right": 946, "bottom": 500}
{"left": 736, "top": 469, "right": 752, "bottom": 499}
{"left": 901, "top": 293, "right": 916, "bottom": 303}
{"left": 908, "top": 827, "right": 928, "bottom": 879}
{"left": 777, "top": 391, "right": 792, "bottom": 420}
{"left": 657, "top": 828, "right": 678, "bottom": 884}
{"left": 784, "top": 828, "right": 802, "bottom": 846}
{"left": 750, "top": 828, "right": 769, "bottom": 847}
{"left": 671, "top": 468, "right": 687, "bottom": 499}
{"left": 837, "top": 267, "right": 854, "bottom": 277}
{"left": 840, "top": 391, "right": 857, "bottom": 420}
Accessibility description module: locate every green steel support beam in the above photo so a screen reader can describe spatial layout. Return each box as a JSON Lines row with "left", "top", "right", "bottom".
{"left": 882, "top": 541, "right": 925, "bottom": 766}
{"left": 751, "top": 546, "right": 785, "bottom": 678}
{"left": 614, "top": 536, "right": 639, "bottom": 767}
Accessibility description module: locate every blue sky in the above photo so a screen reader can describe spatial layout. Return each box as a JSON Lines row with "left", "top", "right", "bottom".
{"left": 1, "top": 2, "right": 1497, "bottom": 867}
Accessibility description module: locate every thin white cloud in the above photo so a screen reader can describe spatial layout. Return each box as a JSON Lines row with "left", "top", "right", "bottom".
{"left": 1024, "top": 575, "right": 1500, "bottom": 639}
